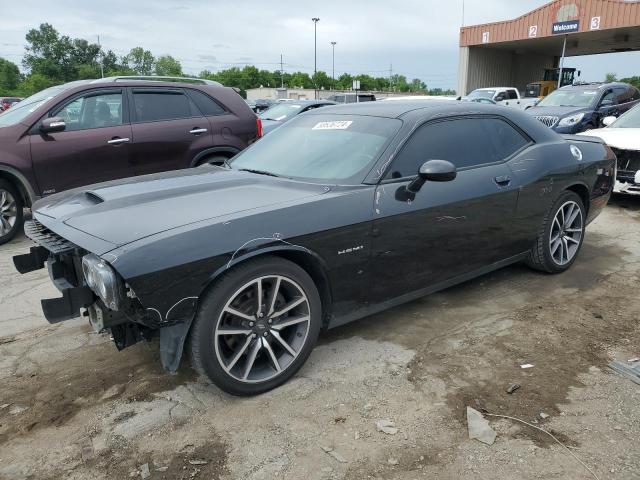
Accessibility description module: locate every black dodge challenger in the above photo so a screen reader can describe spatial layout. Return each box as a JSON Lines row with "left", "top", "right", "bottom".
{"left": 14, "top": 101, "right": 615, "bottom": 395}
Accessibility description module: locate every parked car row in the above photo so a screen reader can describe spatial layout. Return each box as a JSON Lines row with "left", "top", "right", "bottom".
{"left": 0, "top": 96, "right": 23, "bottom": 111}
{"left": 13, "top": 98, "right": 616, "bottom": 395}
{"left": 0, "top": 76, "right": 261, "bottom": 244}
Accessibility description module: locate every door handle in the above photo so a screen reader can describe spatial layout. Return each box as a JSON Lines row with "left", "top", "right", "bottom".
{"left": 189, "top": 128, "right": 208, "bottom": 135}
{"left": 494, "top": 175, "right": 511, "bottom": 187}
{"left": 107, "top": 137, "right": 130, "bottom": 145}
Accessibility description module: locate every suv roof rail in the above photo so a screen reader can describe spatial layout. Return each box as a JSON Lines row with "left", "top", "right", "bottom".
{"left": 94, "top": 76, "right": 223, "bottom": 86}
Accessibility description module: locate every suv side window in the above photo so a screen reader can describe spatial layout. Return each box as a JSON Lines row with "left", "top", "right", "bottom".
{"left": 384, "top": 117, "right": 529, "bottom": 179}
{"left": 132, "top": 89, "right": 200, "bottom": 122}
{"left": 600, "top": 90, "right": 617, "bottom": 106}
{"left": 186, "top": 89, "right": 226, "bottom": 116}
{"left": 54, "top": 91, "right": 124, "bottom": 131}
{"left": 614, "top": 87, "right": 632, "bottom": 104}
{"left": 345, "top": 95, "right": 357, "bottom": 104}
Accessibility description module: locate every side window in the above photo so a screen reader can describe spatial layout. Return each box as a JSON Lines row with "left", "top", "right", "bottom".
{"left": 186, "top": 89, "right": 226, "bottom": 116}
{"left": 614, "top": 87, "right": 631, "bottom": 104}
{"left": 506, "top": 89, "right": 519, "bottom": 100}
{"left": 55, "top": 91, "right": 123, "bottom": 131}
{"left": 385, "top": 117, "right": 529, "bottom": 179}
{"left": 631, "top": 88, "right": 640, "bottom": 101}
{"left": 132, "top": 90, "right": 200, "bottom": 122}
{"left": 345, "top": 95, "right": 357, "bottom": 104}
{"left": 600, "top": 90, "right": 617, "bottom": 106}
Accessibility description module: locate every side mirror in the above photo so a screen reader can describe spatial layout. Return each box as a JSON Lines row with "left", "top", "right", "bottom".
{"left": 602, "top": 116, "right": 617, "bottom": 127}
{"left": 40, "top": 116, "right": 66, "bottom": 134}
{"left": 407, "top": 160, "right": 457, "bottom": 194}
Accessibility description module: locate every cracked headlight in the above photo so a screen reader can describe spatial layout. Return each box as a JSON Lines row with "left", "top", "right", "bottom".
{"left": 558, "top": 113, "right": 585, "bottom": 127}
{"left": 82, "top": 253, "right": 123, "bottom": 311}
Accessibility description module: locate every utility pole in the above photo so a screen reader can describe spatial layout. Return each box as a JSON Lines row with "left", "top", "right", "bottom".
{"left": 280, "top": 53, "right": 284, "bottom": 88}
{"left": 97, "top": 35, "right": 104, "bottom": 78}
{"left": 461, "top": 0, "right": 465, "bottom": 26}
{"left": 312, "top": 17, "right": 320, "bottom": 99}
{"left": 330, "top": 41, "right": 337, "bottom": 91}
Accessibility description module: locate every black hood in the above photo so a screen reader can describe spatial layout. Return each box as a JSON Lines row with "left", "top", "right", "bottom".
{"left": 33, "top": 167, "right": 328, "bottom": 248}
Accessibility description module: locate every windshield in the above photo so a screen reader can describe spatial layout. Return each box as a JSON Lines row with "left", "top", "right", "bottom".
{"left": 230, "top": 114, "right": 401, "bottom": 183}
{"left": 259, "top": 103, "right": 304, "bottom": 121}
{"left": 537, "top": 89, "right": 598, "bottom": 108}
{"left": 467, "top": 89, "right": 495, "bottom": 100}
{"left": 0, "top": 84, "right": 72, "bottom": 127}
{"left": 609, "top": 104, "right": 640, "bottom": 128}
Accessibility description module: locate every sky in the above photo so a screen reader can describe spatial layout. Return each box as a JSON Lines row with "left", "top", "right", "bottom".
{"left": 1, "top": 0, "right": 639, "bottom": 90}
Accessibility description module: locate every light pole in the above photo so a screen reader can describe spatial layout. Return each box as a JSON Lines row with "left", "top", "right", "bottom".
{"left": 312, "top": 17, "right": 320, "bottom": 99}
{"left": 330, "top": 41, "right": 337, "bottom": 91}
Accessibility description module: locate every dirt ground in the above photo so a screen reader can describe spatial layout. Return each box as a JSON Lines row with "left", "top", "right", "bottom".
{"left": 1, "top": 195, "right": 639, "bottom": 480}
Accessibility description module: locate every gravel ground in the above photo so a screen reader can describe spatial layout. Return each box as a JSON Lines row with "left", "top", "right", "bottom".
{"left": 1, "top": 195, "right": 639, "bottom": 480}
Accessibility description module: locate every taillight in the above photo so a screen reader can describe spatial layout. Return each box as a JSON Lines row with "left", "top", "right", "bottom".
{"left": 256, "top": 117, "right": 263, "bottom": 138}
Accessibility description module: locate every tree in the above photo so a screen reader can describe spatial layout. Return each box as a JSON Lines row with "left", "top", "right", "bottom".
{"left": 23, "top": 23, "right": 101, "bottom": 82}
{"left": 155, "top": 55, "right": 182, "bottom": 76}
{"left": 123, "top": 47, "right": 155, "bottom": 75}
{"left": 604, "top": 72, "right": 617, "bottom": 83}
{"left": 0, "top": 58, "right": 21, "bottom": 92}
{"left": 409, "top": 78, "right": 427, "bottom": 92}
{"left": 312, "top": 71, "right": 332, "bottom": 90}
{"left": 620, "top": 76, "right": 640, "bottom": 89}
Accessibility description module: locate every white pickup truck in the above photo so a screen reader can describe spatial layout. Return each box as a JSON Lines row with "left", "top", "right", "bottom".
{"left": 463, "top": 87, "right": 538, "bottom": 110}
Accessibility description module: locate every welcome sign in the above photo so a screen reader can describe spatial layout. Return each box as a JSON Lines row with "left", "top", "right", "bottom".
{"left": 552, "top": 20, "right": 580, "bottom": 34}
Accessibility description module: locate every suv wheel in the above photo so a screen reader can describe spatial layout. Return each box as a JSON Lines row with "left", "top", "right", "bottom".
{"left": 526, "top": 190, "right": 585, "bottom": 273}
{"left": 0, "top": 179, "right": 23, "bottom": 245}
{"left": 196, "top": 155, "right": 228, "bottom": 167}
{"left": 189, "top": 257, "right": 322, "bottom": 395}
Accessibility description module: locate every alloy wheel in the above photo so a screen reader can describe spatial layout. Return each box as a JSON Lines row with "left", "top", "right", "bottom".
{"left": 214, "top": 275, "right": 311, "bottom": 383}
{"left": 549, "top": 200, "right": 583, "bottom": 266}
{"left": 0, "top": 189, "right": 17, "bottom": 236}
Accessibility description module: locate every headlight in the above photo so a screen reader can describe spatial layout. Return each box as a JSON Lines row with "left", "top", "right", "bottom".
{"left": 558, "top": 113, "right": 585, "bottom": 127}
{"left": 82, "top": 253, "right": 123, "bottom": 311}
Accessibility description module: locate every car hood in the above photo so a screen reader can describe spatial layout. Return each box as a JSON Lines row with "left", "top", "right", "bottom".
{"left": 526, "top": 106, "right": 590, "bottom": 118}
{"left": 578, "top": 128, "right": 640, "bottom": 151}
{"left": 33, "top": 167, "right": 329, "bottom": 247}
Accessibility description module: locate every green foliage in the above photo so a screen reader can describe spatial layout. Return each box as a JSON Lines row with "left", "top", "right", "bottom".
{"left": 123, "top": 47, "right": 155, "bottom": 75}
{"left": 604, "top": 72, "right": 617, "bottom": 83}
{"left": 9, "top": 23, "right": 455, "bottom": 98}
{"left": 155, "top": 55, "right": 183, "bottom": 76}
{"left": 620, "top": 76, "right": 640, "bottom": 89}
{"left": 0, "top": 57, "right": 22, "bottom": 92}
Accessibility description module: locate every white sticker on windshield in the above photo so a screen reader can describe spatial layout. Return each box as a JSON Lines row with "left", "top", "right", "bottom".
{"left": 312, "top": 120, "right": 353, "bottom": 130}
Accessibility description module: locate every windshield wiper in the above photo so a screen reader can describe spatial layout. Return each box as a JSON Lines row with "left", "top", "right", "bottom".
{"left": 238, "top": 168, "right": 280, "bottom": 177}
{"left": 261, "top": 117, "right": 279, "bottom": 121}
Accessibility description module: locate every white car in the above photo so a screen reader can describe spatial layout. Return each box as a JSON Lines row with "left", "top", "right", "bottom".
{"left": 579, "top": 104, "right": 640, "bottom": 195}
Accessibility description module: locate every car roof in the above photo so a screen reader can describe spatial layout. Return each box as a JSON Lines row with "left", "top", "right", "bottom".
{"left": 307, "top": 100, "right": 500, "bottom": 118}
{"left": 560, "top": 82, "right": 633, "bottom": 91}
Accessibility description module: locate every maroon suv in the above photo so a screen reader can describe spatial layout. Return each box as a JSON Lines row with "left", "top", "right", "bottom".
{"left": 0, "top": 77, "right": 261, "bottom": 244}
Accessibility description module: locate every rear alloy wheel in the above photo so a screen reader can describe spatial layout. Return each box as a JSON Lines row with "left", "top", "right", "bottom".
{"left": 0, "top": 180, "right": 23, "bottom": 245}
{"left": 526, "top": 190, "right": 586, "bottom": 273}
{"left": 189, "top": 257, "right": 321, "bottom": 395}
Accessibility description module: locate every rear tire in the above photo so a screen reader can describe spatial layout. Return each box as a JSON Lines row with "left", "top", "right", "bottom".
{"left": 0, "top": 179, "right": 23, "bottom": 246}
{"left": 189, "top": 256, "right": 322, "bottom": 395}
{"left": 526, "top": 190, "right": 585, "bottom": 273}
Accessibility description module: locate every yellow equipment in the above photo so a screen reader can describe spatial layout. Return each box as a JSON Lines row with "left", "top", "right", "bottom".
{"left": 525, "top": 68, "right": 578, "bottom": 99}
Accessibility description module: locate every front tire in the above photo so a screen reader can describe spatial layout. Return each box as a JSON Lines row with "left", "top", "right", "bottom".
{"left": 189, "top": 256, "right": 322, "bottom": 395}
{"left": 0, "top": 179, "right": 23, "bottom": 246}
{"left": 526, "top": 190, "right": 586, "bottom": 273}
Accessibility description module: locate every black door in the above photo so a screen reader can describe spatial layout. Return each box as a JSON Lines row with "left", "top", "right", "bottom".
{"left": 369, "top": 116, "right": 530, "bottom": 303}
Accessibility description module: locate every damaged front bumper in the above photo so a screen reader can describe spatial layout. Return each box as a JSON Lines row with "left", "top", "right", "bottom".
{"left": 13, "top": 221, "right": 95, "bottom": 323}
{"left": 13, "top": 219, "right": 194, "bottom": 372}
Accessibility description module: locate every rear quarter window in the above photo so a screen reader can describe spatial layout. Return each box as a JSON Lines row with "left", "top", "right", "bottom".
{"left": 132, "top": 90, "right": 200, "bottom": 122}
{"left": 187, "top": 89, "right": 227, "bottom": 116}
